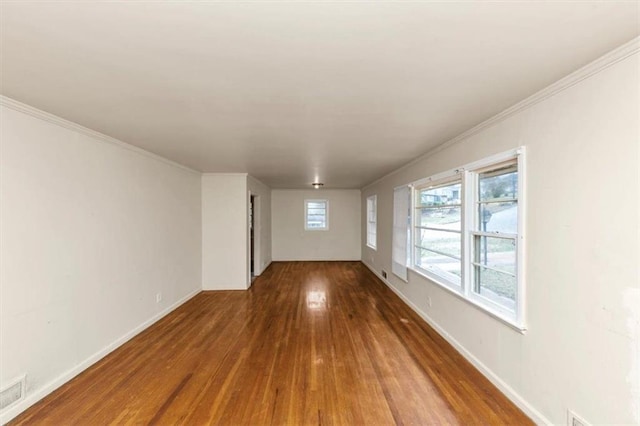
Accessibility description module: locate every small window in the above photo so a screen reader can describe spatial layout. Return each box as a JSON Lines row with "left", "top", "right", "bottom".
{"left": 366, "top": 195, "right": 377, "bottom": 249}
{"left": 305, "top": 199, "right": 328, "bottom": 230}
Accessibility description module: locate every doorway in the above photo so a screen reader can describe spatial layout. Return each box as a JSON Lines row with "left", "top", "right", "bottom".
{"left": 250, "top": 194, "right": 255, "bottom": 281}
{"left": 248, "top": 192, "right": 261, "bottom": 287}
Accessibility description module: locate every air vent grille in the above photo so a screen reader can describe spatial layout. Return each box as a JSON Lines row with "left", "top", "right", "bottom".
{"left": 0, "top": 375, "right": 25, "bottom": 411}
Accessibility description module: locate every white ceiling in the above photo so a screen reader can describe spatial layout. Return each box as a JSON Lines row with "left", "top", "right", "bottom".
{"left": 1, "top": 2, "right": 638, "bottom": 188}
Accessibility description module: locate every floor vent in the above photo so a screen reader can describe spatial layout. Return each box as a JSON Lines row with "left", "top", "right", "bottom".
{"left": 0, "top": 375, "right": 25, "bottom": 411}
{"left": 568, "top": 410, "right": 589, "bottom": 426}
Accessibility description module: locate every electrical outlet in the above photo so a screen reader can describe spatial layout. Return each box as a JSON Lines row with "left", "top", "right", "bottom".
{"left": 156, "top": 292, "right": 162, "bottom": 303}
{"left": 427, "top": 296, "right": 432, "bottom": 307}
{"left": 381, "top": 270, "right": 388, "bottom": 279}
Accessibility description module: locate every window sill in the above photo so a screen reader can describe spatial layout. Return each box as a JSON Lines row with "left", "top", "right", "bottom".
{"left": 366, "top": 244, "right": 377, "bottom": 250}
{"left": 408, "top": 267, "right": 527, "bottom": 334}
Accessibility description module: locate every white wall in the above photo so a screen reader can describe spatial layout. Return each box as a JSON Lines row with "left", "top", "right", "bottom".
{"left": 361, "top": 51, "right": 639, "bottom": 424}
{"left": 247, "top": 176, "right": 272, "bottom": 279}
{"left": 272, "top": 189, "right": 361, "bottom": 261}
{"left": 202, "top": 174, "right": 248, "bottom": 290}
{"left": 0, "top": 102, "right": 202, "bottom": 423}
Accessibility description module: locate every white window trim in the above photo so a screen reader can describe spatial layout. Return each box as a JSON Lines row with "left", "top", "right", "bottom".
{"left": 408, "top": 147, "right": 526, "bottom": 331}
{"left": 304, "top": 199, "right": 329, "bottom": 231}
{"left": 366, "top": 194, "right": 377, "bottom": 249}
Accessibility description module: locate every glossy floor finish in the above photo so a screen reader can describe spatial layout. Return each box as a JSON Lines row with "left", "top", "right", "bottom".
{"left": 12, "top": 262, "right": 532, "bottom": 425}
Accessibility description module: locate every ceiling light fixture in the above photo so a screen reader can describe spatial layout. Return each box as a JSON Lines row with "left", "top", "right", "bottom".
{"left": 312, "top": 182, "right": 324, "bottom": 189}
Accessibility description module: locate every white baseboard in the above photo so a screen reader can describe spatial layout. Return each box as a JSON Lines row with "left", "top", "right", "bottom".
{"left": 0, "top": 288, "right": 201, "bottom": 425}
{"left": 361, "top": 261, "right": 550, "bottom": 425}
{"left": 271, "top": 258, "right": 361, "bottom": 262}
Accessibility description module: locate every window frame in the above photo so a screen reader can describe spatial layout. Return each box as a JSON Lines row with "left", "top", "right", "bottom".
{"left": 467, "top": 159, "right": 521, "bottom": 322}
{"left": 366, "top": 194, "right": 377, "bottom": 249}
{"left": 304, "top": 199, "right": 329, "bottom": 231}
{"left": 408, "top": 147, "right": 526, "bottom": 331}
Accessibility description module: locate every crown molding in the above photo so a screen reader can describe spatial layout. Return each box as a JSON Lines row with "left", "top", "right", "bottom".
{"left": 362, "top": 36, "right": 640, "bottom": 190}
{"left": 201, "top": 172, "right": 249, "bottom": 177}
{"left": 0, "top": 95, "right": 200, "bottom": 175}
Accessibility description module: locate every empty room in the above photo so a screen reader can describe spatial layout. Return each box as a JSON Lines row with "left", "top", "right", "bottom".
{"left": 1, "top": 1, "right": 638, "bottom": 425}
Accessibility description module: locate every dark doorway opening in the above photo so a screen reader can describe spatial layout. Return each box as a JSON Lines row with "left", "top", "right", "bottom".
{"left": 250, "top": 194, "right": 255, "bottom": 280}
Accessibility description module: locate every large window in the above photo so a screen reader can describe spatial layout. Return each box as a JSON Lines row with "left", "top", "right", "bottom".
{"left": 414, "top": 179, "right": 462, "bottom": 286}
{"left": 366, "top": 195, "right": 377, "bottom": 249}
{"left": 470, "top": 161, "right": 519, "bottom": 316}
{"left": 408, "top": 148, "right": 525, "bottom": 329}
{"left": 305, "top": 199, "right": 328, "bottom": 230}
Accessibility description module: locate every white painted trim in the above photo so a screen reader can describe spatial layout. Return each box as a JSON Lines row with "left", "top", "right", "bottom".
{"left": 412, "top": 167, "right": 463, "bottom": 189}
{"left": 362, "top": 36, "right": 640, "bottom": 190}
{"left": 0, "top": 95, "right": 200, "bottom": 175}
{"left": 361, "top": 260, "right": 551, "bottom": 425}
{"left": 407, "top": 266, "right": 526, "bottom": 334}
{"left": 0, "top": 289, "right": 202, "bottom": 425}
{"left": 272, "top": 258, "right": 361, "bottom": 262}
{"left": 202, "top": 172, "right": 249, "bottom": 177}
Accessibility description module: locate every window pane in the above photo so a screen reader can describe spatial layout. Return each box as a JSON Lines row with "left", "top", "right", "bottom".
{"left": 367, "top": 196, "right": 376, "bottom": 219}
{"left": 307, "top": 218, "right": 326, "bottom": 228}
{"left": 415, "top": 248, "right": 461, "bottom": 284}
{"left": 474, "top": 266, "right": 516, "bottom": 312}
{"left": 307, "top": 208, "right": 326, "bottom": 215}
{"left": 418, "top": 182, "right": 462, "bottom": 207}
{"left": 307, "top": 201, "right": 326, "bottom": 209}
{"left": 473, "top": 235, "right": 516, "bottom": 273}
{"left": 473, "top": 235, "right": 516, "bottom": 310}
{"left": 417, "top": 206, "right": 461, "bottom": 230}
{"left": 417, "top": 229, "right": 461, "bottom": 259}
{"left": 478, "top": 202, "right": 517, "bottom": 234}
{"left": 479, "top": 165, "right": 517, "bottom": 202}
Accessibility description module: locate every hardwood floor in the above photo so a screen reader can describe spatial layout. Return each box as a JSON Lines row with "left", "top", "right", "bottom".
{"left": 11, "top": 261, "right": 532, "bottom": 425}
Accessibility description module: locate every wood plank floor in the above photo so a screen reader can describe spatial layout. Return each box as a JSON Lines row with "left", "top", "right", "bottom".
{"left": 11, "top": 261, "right": 532, "bottom": 425}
